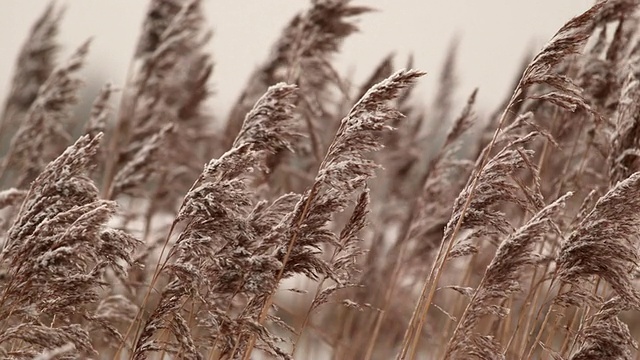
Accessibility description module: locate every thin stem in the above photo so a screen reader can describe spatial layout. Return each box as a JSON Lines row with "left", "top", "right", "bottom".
{"left": 113, "top": 220, "right": 179, "bottom": 360}
{"left": 240, "top": 182, "right": 322, "bottom": 360}
{"left": 398, "top": 88, "right": 523, "bottom": 360}
{"left": 437, "top": 252, "right": 479, "bottom": 359}
{"left": 523, "top": 281, "right": 564, "bottom": 360}
{"left": 241, "top": 109, "right": 354, "bottom": 358}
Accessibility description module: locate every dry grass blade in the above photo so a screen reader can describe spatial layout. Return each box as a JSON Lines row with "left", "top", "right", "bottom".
{"left": 135, "top": 0, "right": 186, "bottom": 58}
{"left": 102, "top": 0, "right": 212, "bottom": 201}
{"left": 607, "top": 70, "right": 640, "bottom": 185}
{"left": 109, "top": 123, "right": 175, "bottom": 199}
{"left": 399, "top": 3, "right": 614, "bottom": 357}
{"left": 292, "top": 188, "right": 370, "bottom": 356}
{"left": 129, "top": 83, "right": 299, "bottom": 359}
{"left": 1, "top": 133, "right": 102, "bottom": 254}
{"left": 0, "top": 324, "right": 95, "bottom": 357}
{"left": 568, "top": 298, "right": 638, "bottom": 360}
{"left": 242, "top": 69, "right": 424, "bottom": 359}
{"left": 445, "top": 193, "right": 571, "bottom": 360}
{"left": 355, "top": 88, "right": 476, "bottom": 360}
{"left": 3, "top": 1, "right": 640, "bottom": 359}
{"left": 0, "top": 133, "right": 140, "bottom": 357}
{"left": 84, "top": 83, "right": 115, "bottom": 139}
{"left": 223, "top": 0, "right": 370, "bottom": 149}
{"left": 521, "top": 1, "right": 609, "bottom": 121}
{"left": 0, "top": 2, "right": 63, "bottom": 134}
{"left": 522, "top": 1, "right": 603, "bottom": 88}
{"left": 446, "top": 135, "right": 544, "bottom": 259}
{"left": 430, "top": 39, "right": 458, "bottom": 135}
{"left": 0, "top": 40, "right": 91, "bottom": 188}
{"left": 556, "top": 171, "right": 640, "bottom": 306}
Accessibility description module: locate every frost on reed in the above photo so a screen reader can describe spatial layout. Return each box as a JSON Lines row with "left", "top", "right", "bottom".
{"left": 567, "top": 298, "right": 638, "bottom": 360}
{"left": 132, "top": 84, "right": 299, "bottom": 359}
{"left": 0, "top": 134, "right": 139, "bottom": 358}
{"left": 276, "top": 70, "right": 423, "bottom": 284}
{"left": 236, "top": 69, "right": 424, "bottom": 358}
{"left": 556, "top": 171, "right": 640, "bottom": 307}
{"left": 5, "top": 0, "right": 640, "bottom": 359}
{"left": 256, "top": 69, "right": 425, "bottom": 284}
{"left": 334, "top": 86, "right": 476, "bottom": 360}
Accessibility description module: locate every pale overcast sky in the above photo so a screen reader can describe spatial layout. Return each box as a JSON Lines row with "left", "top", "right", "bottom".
{"left": 0, "top": 1, "right": 595, "bottom": 120}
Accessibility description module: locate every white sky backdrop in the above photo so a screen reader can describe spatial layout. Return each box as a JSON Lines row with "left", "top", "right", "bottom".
{"left": 0, "top": 0, "right": 595, "bottom": 121}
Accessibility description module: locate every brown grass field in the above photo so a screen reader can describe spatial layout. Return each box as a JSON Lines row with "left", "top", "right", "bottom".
{"left": 1, "top": 0, "right": 640, "bottom": 359}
